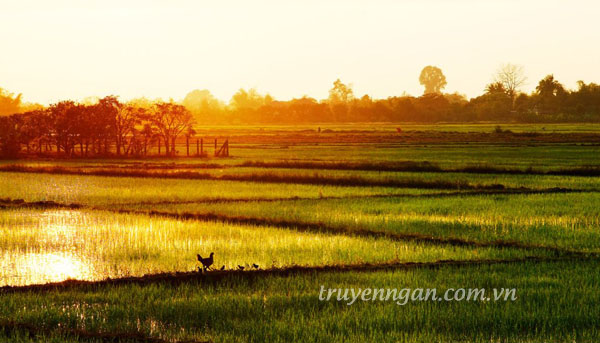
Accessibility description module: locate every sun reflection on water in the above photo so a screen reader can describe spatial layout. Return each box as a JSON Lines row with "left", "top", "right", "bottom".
{"left": 1, "top": 251, "right": 97, "bottom": 286}
{"left": 1, "top": 209, "right": 99, "bottom": 286}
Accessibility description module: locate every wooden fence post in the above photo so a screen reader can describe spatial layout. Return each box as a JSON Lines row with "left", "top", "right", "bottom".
{"left": 214, "top": 139, "right": 230, "bottom": 157}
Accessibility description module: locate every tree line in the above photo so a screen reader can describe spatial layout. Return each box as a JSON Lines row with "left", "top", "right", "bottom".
{"left": 213, "top": 65, "right": 599, "bottom": 124}
{"left": 0, "top": 96, "right": 194, "bottom": 158}
{"left": 2, "top": 64, "right": 600, "bottom": 157}
{"left": 180, "top": 65, "right": 600, "bottom": 124}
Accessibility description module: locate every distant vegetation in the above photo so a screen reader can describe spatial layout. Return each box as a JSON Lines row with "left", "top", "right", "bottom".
{"left": 2, "top": 64, "right": 600, "bottom": 158}
{"left": 177, "top": 65, "right": 600, "bottom": 124}
{"left": 0, "top": 96, "right": 194, "bottom": 158}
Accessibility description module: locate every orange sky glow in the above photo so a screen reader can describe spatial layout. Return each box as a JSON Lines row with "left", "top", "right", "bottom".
{"left": 1, "top": 0, "right": 599, "bottom": 105}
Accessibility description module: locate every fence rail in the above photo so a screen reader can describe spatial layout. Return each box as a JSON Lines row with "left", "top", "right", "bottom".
{"left": 17, "top": 137, "right": 230, "bottom": 158}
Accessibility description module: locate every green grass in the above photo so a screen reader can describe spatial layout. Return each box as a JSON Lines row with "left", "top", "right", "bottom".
{"left": 0, "top": 124, "right": 598, "bottom": 342}
{"left": 2, "top": 130, "right": 600, "bottom": 171}
{"left": 0, "top": 208, "right": 546, "bottom": 286}
{"left": 2, "top": 260, "right": 599, "bottom": 342}
{"left": 0, "top": 172, "right": 440, "bottom": 206}
{"left": 230, "top": 143, "right": 600, "bottom": 169}
{"left": 144, "top": 166, "right": 600, "bottom": 190}
{"left": 188, "top": 122, "right": 600, "bottom": 133}
{"left": 121, "top": 191, "right": 600, "bottom": 252}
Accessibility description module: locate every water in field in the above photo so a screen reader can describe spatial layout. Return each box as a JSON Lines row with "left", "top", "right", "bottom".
{"left": 0, "top": 210, "right": 101, "bottom": 286}
{"left": 0, "top": 209, "right": 406, "bottom": 286}
{"left": 0, "top": 208, "right": 544, "bottom": 287}
{"left": 1, "top": 251, "right": 97, "bottom": 286}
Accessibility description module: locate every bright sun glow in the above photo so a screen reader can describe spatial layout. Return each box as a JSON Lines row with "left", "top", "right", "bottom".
{"left": 1, "top": 252, "right": 92, "bottom": 286}
{"left": 0, "top": 210, "right": 96, "bottom": 286}
{"left": 39, "top": 253, "right": 86, "bottom": 281}
{"left": 1, "top": 0, "right": 599, "bottom": 104}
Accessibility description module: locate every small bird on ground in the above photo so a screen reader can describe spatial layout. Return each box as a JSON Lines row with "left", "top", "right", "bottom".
{"left": 220, "top": 265, "right": 225, "bottom": 271}
{"left": 197, "top": 252, "right": 214, "bottom": 271}
{"left": 252, "top": 264, "right": 260, "bottom": 269}
{"left": 238, "top": 265, "right": 245, "bottom": 270}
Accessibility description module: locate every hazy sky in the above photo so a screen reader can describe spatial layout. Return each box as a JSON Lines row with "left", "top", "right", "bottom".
{"left": 1, "top": 0, "right": 598, "bottom": 104}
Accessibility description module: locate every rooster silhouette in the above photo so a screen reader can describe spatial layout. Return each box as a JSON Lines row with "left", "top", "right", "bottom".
{"left": 197, "top": 252, "right": 214, "bottom": 272}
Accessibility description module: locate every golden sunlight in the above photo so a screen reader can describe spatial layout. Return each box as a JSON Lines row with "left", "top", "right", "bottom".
{"left": 1, "top": 252, "right": 95, "bottom": 286}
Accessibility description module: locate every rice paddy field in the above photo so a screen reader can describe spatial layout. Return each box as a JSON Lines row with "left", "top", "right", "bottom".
{"left": 0, "top": 123, "right": 599, "bottom": 342}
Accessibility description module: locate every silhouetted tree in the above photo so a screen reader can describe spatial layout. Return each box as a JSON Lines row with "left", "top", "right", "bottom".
{"left": 0, "top": 115, "right": 22, "bottom": 157}
{"left": 571, "top": 81, "right": 600, "bottom": 116}
{"left": 328, "top": 79, "right": 354, "bottom": 121}
{"left": 349, "top": 95, "right": 375, "bottom": 122}
{"left": 468, "top": 84, "right": 512, "bottom": 121}
{"left": 5, "top": 65, "right": 600, "bottom": 158}
{"left": 419, "top": 66, "right": 447, "bottom": 94}
{"left": 115, "top": 103, "right": 143, "bottom": 155}
{"left": 91, "top": 96, "right": 120, "bottom": 155}
{"left": 145, "top": 102, "right": 194, "bottom": 156}
{"left": 414, "top": 93, "right": 450, "bottom": 121}
{"left": 534, "top": 75, "right": 566, "bottom": 115}
{"left": 0, "top": 88, "right": 22, "bottom": 116}
{"left": 494, "top": 63, "right": 526, "bottom": 108}
{"left": 20, "top": 109, "right": 52, "bottom": 154}
{"left": 385, "top": 96, "right": 417, "bottom": 122}
{"left": 287, "top": 97, "right": 328, "bottom": 122}
{"left": 48, "top": 101, "right": 85, "bottom": 156}
{"left": 182, "top": 89, "right": 225, "bottom": 123}
{"left": 229, "top": 88, "right": 273, "bottom": 123}
{"left": 140, "top": 123, "right": 156, "bottom": 156}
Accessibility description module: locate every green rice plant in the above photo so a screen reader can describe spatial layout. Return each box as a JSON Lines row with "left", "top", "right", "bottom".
{"left": 0, "top": 172, "right": 444, "bottom": 206}
{"left": 0, "top": 209, "right": 547, "bottom": 286}
{"left": 132, "top": 192, "right": 600, "bottom": 251}
{"left": 1, "top": 260, "right": 598, "bottom": 342}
